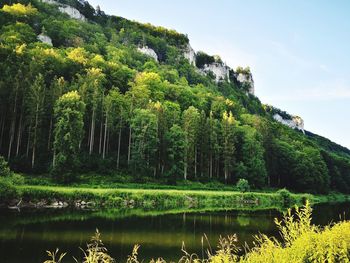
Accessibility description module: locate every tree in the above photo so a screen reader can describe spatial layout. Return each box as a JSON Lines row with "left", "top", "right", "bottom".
{"left": 165, "top": 124, "right": 186, "bottom": 182}
{"left": 125, "top": 74, "right": 151, "bottom": 165}
{"left": 103, "top": 88, "right": 128, "bottom": 164}
{"left": 238, "top": 125, "right": 267, "bottom": 188}
{"left": 163, "top": 101, "right": 181, "bottom": 130}
{"left": 208, "top": 111, "right": 221, "bottom": 178}
{"left": 198, "top": 110, "right": 209, "bottom": 177}
{"left": 182, "top": 106, "right": 200, "bottom": 180}
{"left": 240, "top": 114, "right": 275, "bottom": 187}
{"left": 130, "top": 108, "right": 159, "bottom": 176}
{"left": 7, "top": 69, "right": 23, "bottom": 160}
{"left": 236, "top": 178, "right": 250, "bottom": 192}
{"left": 221, "top": 111, "right": 236, "bottom": 183}
{"left": 133, "top": 72, "right": 164, "bottom": 102}
{"left": 78, "top": 68, "right": 105, "bottom": 155}
{"left": 28, "top": 74, "right": 45, "bottom": 169}
{"left": 0, "top": 22, "right": 36, "bottom": 45}
{"left": 272, "top": 139, "right": 296, "bottom": 188}
{"left": 67, "top": 47, "right": 90, "bottom": 66}
{"left": 47, "top": 77, "right": 66, "bottom": 152}
{"left": 52, "top": 91, "right": 85, "bottom": 180}
{"left": 1, "top": 3, "right": 38, "bottom": 17}
{"left": 292, "top": 147, "right": 330, "bottom": 194}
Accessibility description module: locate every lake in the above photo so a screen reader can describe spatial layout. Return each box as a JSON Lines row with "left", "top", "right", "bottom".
{"left": 0, "top": 202, "right": 349, "bottom": 263}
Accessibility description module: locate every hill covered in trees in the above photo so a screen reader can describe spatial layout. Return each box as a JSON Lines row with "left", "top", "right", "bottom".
{"left": 1, "top": 0, "right": 350, "bottom": 194}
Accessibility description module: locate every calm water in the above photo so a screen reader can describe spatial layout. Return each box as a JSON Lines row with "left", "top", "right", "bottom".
{"left": 0, "top": 202, "right": 349, "bottom": 263}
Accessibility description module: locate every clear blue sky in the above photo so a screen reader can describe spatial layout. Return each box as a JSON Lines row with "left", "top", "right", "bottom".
{"left": 89, "top": 0, "right": 350, "bottom": 149}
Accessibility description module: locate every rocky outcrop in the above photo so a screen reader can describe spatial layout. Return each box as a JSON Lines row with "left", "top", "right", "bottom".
{"left": 237, "top": 72, "right": 255, "bottom": 95}
{"left": 40, "top": 0, "right": 86, "bottom": 21}
{"left": 273, "top": 114, "right": 305, "bottom": 133}
{"left": 37, "top": 33, "right": 53, "bottom": 46}
{"left": 58, "top": 5, "right": 86, "bottom": 20}
{"left": 137, "top": 46, "right": 158, "bottom": 61}
{"left": 200, "top": 62, "right": 230, "bottom": 83}
{"left": 183, "top": 43, "right": 196, "bottom": 66}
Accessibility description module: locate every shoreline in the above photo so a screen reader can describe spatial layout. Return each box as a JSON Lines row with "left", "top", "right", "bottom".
{"left": 2, "top": 185, "right": 349, "bottom": 211}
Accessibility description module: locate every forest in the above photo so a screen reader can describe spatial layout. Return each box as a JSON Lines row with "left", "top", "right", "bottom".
{"left": 1, "top": 0, "right": 350, "bottom": 195}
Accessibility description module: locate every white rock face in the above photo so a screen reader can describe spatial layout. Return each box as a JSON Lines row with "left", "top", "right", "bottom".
{"left": 41, "top": 0, "right": 56, "bottom": 4}
{"left": 237, "top": 73, "right": 255, "bottom": 95}
{"left": 183, "top": 43, "right": 196, "bottom": 66}
{"left": 273, "top": 114, "right": 305, "bottom": 133}
{"left": 37, "top": 33, "right": 53, "bottom": 46}
{"left": 201, "top": 62, "right": 230, "bottom": 83}
{"left": 137, "top": 46, "right": 158, "bottom": 61}
{"left": 58, "top": 5, "right": 86, "bottom": 20}
{"left": 41, "top": 0, "right": 86, "bottom": 21}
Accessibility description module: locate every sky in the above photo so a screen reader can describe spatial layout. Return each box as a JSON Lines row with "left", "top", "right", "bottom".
{"left": 88, "top": 0, "right": 350, "bottom": 149}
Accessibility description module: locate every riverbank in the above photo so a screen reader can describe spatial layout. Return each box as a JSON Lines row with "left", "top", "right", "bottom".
{"left": 2, "top": 184, "right": 349, "bottom": 211}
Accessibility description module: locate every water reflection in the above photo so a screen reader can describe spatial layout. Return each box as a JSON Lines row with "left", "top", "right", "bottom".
{"left": 0, "top": 202, "right": 348, "bottom": 263}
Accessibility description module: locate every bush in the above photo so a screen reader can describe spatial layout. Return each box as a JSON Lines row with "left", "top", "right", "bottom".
{"left": 236, "top": 179, "right": 250, "bottom": 192}
{"left": 195, "top": 51, "right": 215, "bottom": 68}
{"left": 277, "top": 188, "right": 293, "bottom": 206}
{"left": 0, "top": 177, "right": 18, "bottom": 201}
{"left": 9, "top": 174, "right": 25, "bottom": 185}
{"left": 0, "top": 155, "right": 12, "bottom": 177}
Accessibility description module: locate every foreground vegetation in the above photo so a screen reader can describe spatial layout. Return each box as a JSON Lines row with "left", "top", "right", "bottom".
{"left": 43, "top": 202, "right": 350, "bottom": 262}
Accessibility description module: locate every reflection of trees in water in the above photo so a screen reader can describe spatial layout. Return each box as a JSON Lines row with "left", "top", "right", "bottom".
{"left": 1, "top": 203, "right": 349, "bottom": 263}
{"left": 237, "top": 216, "right": 250, "bottom": 227}
{"left": 311, "top": 202, "right": 349, "bottom": 225}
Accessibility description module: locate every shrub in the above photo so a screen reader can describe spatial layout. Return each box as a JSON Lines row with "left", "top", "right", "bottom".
{"left": 9, "top": 174, "right": 25, "bottom": 185}
{"left": 0, "top": 177, "right": 18, "bottom": 201}
{"left": 0, "top": 156, "right": 12, "bottom": 177}
{"left": 236, "top": 179, "right": 250, "bottom": 192}
{"left": 195, "top": 51, "right": 215, "bottom": 68}
{"left": 277, "top": 188, "right": 293, "bottom": 206}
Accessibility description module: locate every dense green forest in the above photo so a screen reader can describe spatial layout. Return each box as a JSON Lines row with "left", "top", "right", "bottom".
{"left": 1, "top": 0, "right": 350, "bottom": 194}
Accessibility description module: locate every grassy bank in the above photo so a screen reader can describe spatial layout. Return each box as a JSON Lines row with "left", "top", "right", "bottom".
{"left": 6, "top": 184, "right": 347, "bottom": 211}
{"left": 5, "top": 185, "right": 310, "bottom": 210}
{"left": 2, "top": 173, "right": 349, "bottom": 211}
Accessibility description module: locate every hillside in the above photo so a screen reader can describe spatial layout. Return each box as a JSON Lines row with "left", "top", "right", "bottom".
{"left": 0, "top": 0, "right": 350, "bottom": 194}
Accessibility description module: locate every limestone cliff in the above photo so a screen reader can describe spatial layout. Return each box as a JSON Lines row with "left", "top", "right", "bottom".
{"left": 200, "top": 61, "right": 231, "bottom": 83}
{"left": 137, "top": 46, "right": 158, "bottom": 61}
{"left": 236, "top": 72, "right": 255, "bottom": 95}
{"left": 37, "top": 33, "right": 53, "bottom": 46}
{"left": 273, "top": 114, "right": 305, "bottom": 133}
{"left": 41, "top": 0, "right": 86, "bottom": 21}
{"left": 183, "top": 43, "right": 196, "bottom": 66}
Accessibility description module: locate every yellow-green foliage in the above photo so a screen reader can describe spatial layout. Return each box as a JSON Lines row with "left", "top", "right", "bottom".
{"left": 44, "top": 249, "right": 66, "bottom": 263}
{"left": 45, "top": 229, "right": 114, "bottom": 263}
{"left": 43, "top": 202, "right": 350, "bottom": 263}
{"left": 1, "top": 3, "right": 38, "bottom": 17}
{"left": 237, "top": 201, "right": 350, "bottom": 263}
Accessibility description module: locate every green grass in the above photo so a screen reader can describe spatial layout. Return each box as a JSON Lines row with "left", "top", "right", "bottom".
{"left": 0, "top": 171, "right": 348, "bottom": 212}
{"left": 13, "top": 184, "right": 311, "bottom": 210}
{"left": 3, "top": 173, "right": 349, "bottom": 212}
